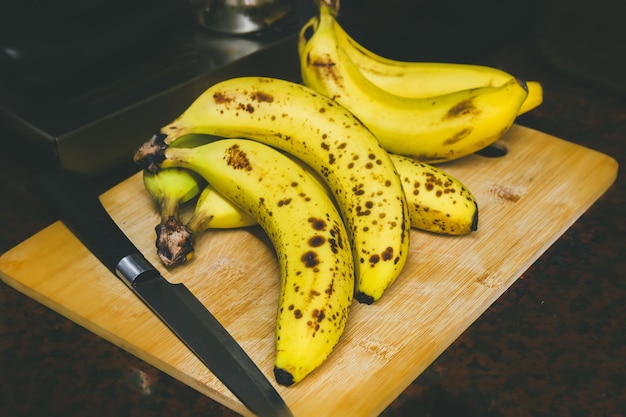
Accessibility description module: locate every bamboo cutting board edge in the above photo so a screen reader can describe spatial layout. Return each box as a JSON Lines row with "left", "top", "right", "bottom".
{"left": 0, "top": 221, "right": 250, "bottom": 413}
{"left": 0, "top": 125, "right": 619, "bottom": 417}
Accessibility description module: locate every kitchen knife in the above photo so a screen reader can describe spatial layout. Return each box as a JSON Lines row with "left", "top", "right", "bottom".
{"left": 34, "top": 169, "right": 293, "bottom": 417}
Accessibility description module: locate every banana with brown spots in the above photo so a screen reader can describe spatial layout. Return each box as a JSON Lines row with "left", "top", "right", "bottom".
{"left": 170, "top": 153, "right": 479, "bottom": 236}
{"left": 326, "top": 8, "right": 542, "bottom": 115}
{"left": 299, "top": 0, "right": 529, "bottom": 163}
{"left": 389, "top": 154, "right": 478, "bottom": 235}
{"left": 133, "top": 76, "right": 411, "bottom": 305}
{"left": 159, "top": 138, "right": 354, "bottom": 386}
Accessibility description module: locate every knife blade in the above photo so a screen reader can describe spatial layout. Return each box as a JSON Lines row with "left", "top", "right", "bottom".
{"left": 34, "top": 169, "right": 292, "bottom": 417}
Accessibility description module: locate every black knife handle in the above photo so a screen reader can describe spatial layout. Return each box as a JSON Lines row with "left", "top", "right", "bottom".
{"left": 34, "top": 169, "right": 140, "bottom": 276}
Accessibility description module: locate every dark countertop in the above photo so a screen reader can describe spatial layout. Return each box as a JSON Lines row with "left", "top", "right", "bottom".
{"left": 1, "top": 9, "right": 625, "bottom": 417}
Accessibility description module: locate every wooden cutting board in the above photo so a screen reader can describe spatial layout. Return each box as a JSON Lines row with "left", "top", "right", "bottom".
{"left": 0, "top": 125, "right": 618, "bottom": 416}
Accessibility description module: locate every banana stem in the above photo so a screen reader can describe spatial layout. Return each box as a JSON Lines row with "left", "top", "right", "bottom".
{"left": 318, "top": 0, "right": 339, "bottom": 15}
{"left": 134, "top": 133, "right": 169, "bottom": 173}
{"left": 186, "top": 213, "right": 213, "bottom": 235}
{"left": 159, "top": 198, "right": 180, "bottom": 224}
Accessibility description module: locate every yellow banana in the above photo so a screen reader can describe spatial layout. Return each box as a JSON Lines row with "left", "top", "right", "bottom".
{"left": 299, "top": 2, "right": 529, "bottom": 163}
{"left": 158, "top": 138, "right": 354, "bottom": 386}
{"left": 134, "top": 76, "right": 411, "bottom": 304}
{"left": 389, "top": 154, "right": 478, "bottom": 235}
{"left": 517, "top": 81, "right": 543, "bottom": 115}
{"left": 142, "top": 167, "right": 204, "bottom": 267}
{"left": 187, "top": 154, "right": 479, "bottom": 235}
{"left": 187, "top": 183, "right": 256, "bottom": 232}
{"left": 326, "top": 16, "right": 542, "bottom": 115}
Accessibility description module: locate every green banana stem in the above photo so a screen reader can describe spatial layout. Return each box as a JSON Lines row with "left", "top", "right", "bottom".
{"left": 185, "top": 213, "right": 212, "bottom": 236}
{"left": 157, "top": 197, "right": 180, "bottom": 224}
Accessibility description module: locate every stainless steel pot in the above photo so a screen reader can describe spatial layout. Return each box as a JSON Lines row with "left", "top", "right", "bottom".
{"left": 189, "top": 0, "right": 295, "bottom": 34}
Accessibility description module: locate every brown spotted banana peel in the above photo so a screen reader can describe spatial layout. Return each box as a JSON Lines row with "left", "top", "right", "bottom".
{"left": 133, "top": 76, "right": 411, "bottom": 305}
{"left": 324, "top": 10, "right": 542, "bottom": 115}
{"left": 142, "top": 167, "right": 204, "bottom": 267}
{"left": 158, "top": 138, "right": 354, "bottom": 387}
{"left": 184, "top": 154, "right": 479, "bottom": 236}
{"left": 389, "top": 154, "right": 478, "bottom": 234}
{"left": 299, "top": 3, "right": 529, "bottom": 163}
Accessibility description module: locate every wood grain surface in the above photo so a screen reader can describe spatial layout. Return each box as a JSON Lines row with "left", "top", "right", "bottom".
{"left": 0, "top": 125, "right": 618, "bottom": 416}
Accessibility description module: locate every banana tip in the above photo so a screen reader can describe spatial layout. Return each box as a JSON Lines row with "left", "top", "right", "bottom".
{"left": 274, "top": 367, "right": 295, "bottom": 387}
{"left": 471, "top": 204, "right": 479, "bottom": 232}
{"left": 354, "top": 291, "right": 375, "bottom": 305}
{"left": 516, "top": 77, "right": 529, "bottom": 92}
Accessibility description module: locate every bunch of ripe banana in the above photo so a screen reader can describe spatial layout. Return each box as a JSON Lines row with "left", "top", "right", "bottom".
{"left": 299, "top": 0, "right": 542, "bottom": 163}
{"left": 145, "top": 146, "right": 478, "bottom": 270}
{"left": 132, "top": 0, "right": 542, "bottom": 387}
